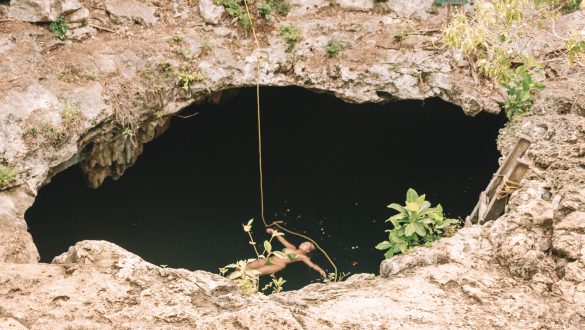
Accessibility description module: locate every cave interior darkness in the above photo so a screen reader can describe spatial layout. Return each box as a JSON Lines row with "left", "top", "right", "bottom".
{"left": 26, "top": 87, "right": 505, "bottom": 290}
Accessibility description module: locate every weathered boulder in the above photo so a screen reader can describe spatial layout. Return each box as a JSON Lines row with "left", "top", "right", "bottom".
{"left": 380, "top": 226, "right": 491, "bottom": 277}
{"left": 0, "top": 4, "right": 9, "bottom": 17}
{"left": 553, "top": 211, "right": 585, "bottom": 260}
{"left": 337, "top": 0, "right": 374, "bottom": 11}
{"left": 9, "top": 0, "right": 51, "bottom": 22}
{"left": 0, "top": 239, "right": 582, "bottom": 329}
{"left": 53, "top": 240, "right": 142, "bottom": 266}
{"left": 0, "top": 240, "right": 306, "bottom": 329}
{"left": 289, "top": 0, "right": 329, "bottom": 16}
{"left": 198, "top": 0, "right": 224, "bottom": 25}
{"left": 487, "top": 190, "right": 554, "bottom": 279}
{"left": 9, "top": 0, "right": 84, "bottom": 22}
{"left": 50, "top": 0, "right": 81, "bottom": 17}
{"left": 0, "top": 187, "right": 39, "bottom": 263}
{"left": 65, "top": 6, "right": 89, "bottom": 22}
{"left": 67, "top": 25, "right": 96, "bottom": 40}
{"left": 105, "top": 0, "right": 157, "bottom": 26}
{"left": 0, "top": 318, "right": 27, "bottom": 330}
{"left": 386, "top": 0, "right": 434, "bottom": 19}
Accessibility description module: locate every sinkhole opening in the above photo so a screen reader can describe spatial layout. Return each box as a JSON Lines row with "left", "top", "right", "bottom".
{"left": 26, "top": 87, "right": 505, "bottom": 290}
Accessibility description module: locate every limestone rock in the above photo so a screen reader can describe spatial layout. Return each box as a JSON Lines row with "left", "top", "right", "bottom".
{"left": 380, "top": 226, "right": 489, "bottom": 277}
{"left": 105, "top": 0, "right": 157, "bottom": 26}
{"left": 0, "top": 240, "right": 580, "bottom": 329}
{"left": 530, "top": 273, "right": 553, "bottom": 295}
{"left": 0, "top": 318, "right": 27, "bottom": 330}
{"left": 289, "top": 0, "right": 329, "bottom": 16}
{"left": 0, "top": 4, "right": 9, "bottom": 17}
{"left": 564, "top": 260, "right": 585, "bottom": 283}
{"left": 80, "top": 118, "right": 171, "bottom": 188}
{"left": 0, "top": 187, "right": 39, "bottom": 263}
{"left": 50, "top": 0, "right": 82, "bottom": 17}
{"left": 198, "top": 0, "right": 224, "bottom": 25}
{"left": 65, "top": 6, "right": 89, "bottom": 22}
{"left": 67, "top": 25, "right": 96, "bottom": 40}
{"left": 9, "top": 0, "right": 51, "bottom": 22}
{"left": 553, "top": 211, "right": 585, "bottom": 260}
{"left": 386, "top": 0, "right": 434, "bottom": 19}
{"left": 52, "top": 240, "right": 141, "bottom": 266}
{"left": 0, "top": 240, "right": 305, "bottom": 329}
{"left": 337, "top": 0, "right": 374, "bottom": 11}
{"left": 0, "top": 3, "right": 584, "bottom": 329}
{"left": 0, "top": 228, "right": 38, "bottom": 263}
{"left": 9, "top": 0, "right": 84, "bottom": 21}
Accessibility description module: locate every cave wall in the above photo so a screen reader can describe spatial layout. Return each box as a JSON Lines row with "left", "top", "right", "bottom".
{"left": 0, "top": 0, "right": 502, "bottom": 263}
{"left": 0, "top": 0, "right": 583, "bottom": 279}
{"left": 0, "top": 0, "right": 584, "bottom": 328}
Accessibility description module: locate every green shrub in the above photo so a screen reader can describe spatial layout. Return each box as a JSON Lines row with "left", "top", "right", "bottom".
{"left": 559, "top": 0, "right": 582, "bottom": 13}
{"left": 280, "top": 25, "right": 300, "bottom": 52}
{"left": 217, "top": 0, "right": 290, "bottom": 30}
{"left": 217, "top": 0, "right": 242, "bottom": 16}
{"left": 217, "top": 0, "right": 252, "bottom": 30}
{"left": 443, "top": 0, "right": 564, "bottom": 119}
{"left": 566, "top": 35, "right": 585, "bottom": 65}
{"left": 325, "top": 39, "right": 342, "bottom": 57}
{"left": 440, "top": 0, "right": 585, "bottom": 119}
{"left": 503, "top": 60, "right": 545, "bottom": 119}
{"left": 0, "top": 165, "right": 16, "bottom": 189}
{"left": 49, "top": 16, "right": 69, "bottom": 40}
{"left": 60, "top": 105, "right": 81, "bottom": 126}
{"left": 258, "top": 3, "right": 273, "bottom": 18}
{"left": 267, "top": 0, "right": 290, "bottom": 15}
{"left": 169, "top": 35, "right": 184, "bottom": 43}
{"left": 375, "top": 188, "right": 459, "bottom": 259}
{"left": 176, "top": 69, "right": 206, "bottom": 91}
{"left": 40, "top": 123, "right": 68, "bottom": 148}
{"left": 201, "top": 40, "right": 213, "bottom": 55}
{"left": 239, "top": 14, "right": 253, "bottom": 30}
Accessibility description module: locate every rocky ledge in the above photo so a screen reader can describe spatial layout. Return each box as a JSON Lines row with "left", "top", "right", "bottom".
{"left": 0, "top": 224, "right": 582, "bottom": 330}
{"left": 0, "top": 0, "right": 584, "bottom": 328}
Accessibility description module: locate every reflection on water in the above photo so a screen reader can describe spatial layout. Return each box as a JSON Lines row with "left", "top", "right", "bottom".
{"left": 26, "top": 87, "right": 504, "bottom": 290}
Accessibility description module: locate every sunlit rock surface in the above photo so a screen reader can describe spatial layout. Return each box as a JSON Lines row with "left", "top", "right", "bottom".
{"left": 0, "top": 0, "right": 584, "bottom": 328}
{"left": 0, "top": 238, "right": 580, "bottom": 329}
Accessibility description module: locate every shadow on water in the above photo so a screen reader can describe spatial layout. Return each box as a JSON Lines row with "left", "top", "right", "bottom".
{"left": 26, "top": 87, "right": 505, "bottom": 290}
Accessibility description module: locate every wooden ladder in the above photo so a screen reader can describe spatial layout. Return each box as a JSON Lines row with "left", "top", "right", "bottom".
{"left": 467, "top": 135, "right": 532, "bottom": 225}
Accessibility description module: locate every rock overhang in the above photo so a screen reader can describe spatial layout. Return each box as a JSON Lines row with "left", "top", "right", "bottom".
{"left": 0, "top": 0, "right": 584, "bottom": 328}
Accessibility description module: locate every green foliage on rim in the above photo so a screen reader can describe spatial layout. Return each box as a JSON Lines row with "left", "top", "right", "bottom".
{"left": 376, "top": 189, "right": 460, "bottom": 259}
{"left": 0, "top": 165, "right": 17, "bottom": 189}
{"left": 49, "top": 16, "right": 69, "bottom": 40}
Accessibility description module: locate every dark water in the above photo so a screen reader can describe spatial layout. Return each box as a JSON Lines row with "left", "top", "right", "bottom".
{"left": 26, "top": 87, "right": 504, "bottom": 290}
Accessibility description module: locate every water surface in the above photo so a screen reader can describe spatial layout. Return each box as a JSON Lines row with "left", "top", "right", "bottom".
{"left": 27, "top": 87, "right": 504, "bottom": 290}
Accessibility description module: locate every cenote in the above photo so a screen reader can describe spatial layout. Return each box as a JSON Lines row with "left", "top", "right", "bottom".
{"left": 26, "top": 87, "right": 505, "bottom": 290}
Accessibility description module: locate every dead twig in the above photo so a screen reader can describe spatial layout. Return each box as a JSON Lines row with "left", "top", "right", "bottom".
{"left": 89, "top": 24, "right": 115, "bottom": 33}
{"left": 0, "top": 76, "right": 19, "bottom": 84}
{"left": 173, "top": 111, "right": 199, "bottom": 119}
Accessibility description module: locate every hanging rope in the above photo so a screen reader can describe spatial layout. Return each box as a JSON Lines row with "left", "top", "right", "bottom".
{"left": 241, "top": 1, "right": 338, "bottom": 282}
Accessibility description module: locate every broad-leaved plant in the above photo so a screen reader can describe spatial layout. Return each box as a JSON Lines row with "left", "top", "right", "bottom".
{"left": 376, "top": 189, "right": 459, "bottom": 259}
